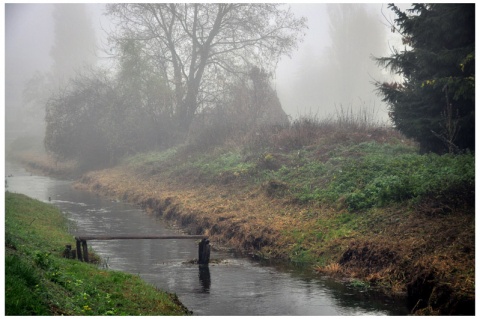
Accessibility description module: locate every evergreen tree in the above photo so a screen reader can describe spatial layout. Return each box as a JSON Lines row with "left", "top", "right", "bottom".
{"left": 375, "top": 4, "right": 474, "bottom": 153}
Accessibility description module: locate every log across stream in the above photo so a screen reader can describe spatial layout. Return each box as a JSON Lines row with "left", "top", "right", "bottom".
{"left": 71, "top": 235, "right": 210, "bottom": 264}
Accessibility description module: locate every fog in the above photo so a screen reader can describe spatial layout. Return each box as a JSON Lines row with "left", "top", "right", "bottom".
{"left": 276, "top": 3, "right": 400, "bottom": 121}
{"left": 5, "top": 3, "right": 101, "bottom": 151}
{"left": 5, "top": 4, "right": 53, "bottom": 146}
{"left": 4, "top": 3, "right": 404, "bottom": 154}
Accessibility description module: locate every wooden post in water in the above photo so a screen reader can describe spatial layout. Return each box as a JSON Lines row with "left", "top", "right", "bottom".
{"left": 76, "top": 239, "right": 83, "bottom": 262}
{"left": 81, "top": 240, "right": 89, "bottom": 262}
{"left": 198, "top": 238, "right": 210, "bottom": 265}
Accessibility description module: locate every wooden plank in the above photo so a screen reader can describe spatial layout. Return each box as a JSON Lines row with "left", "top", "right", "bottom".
{"left": 75, "top": 235, "right": 208, "bottom": 241}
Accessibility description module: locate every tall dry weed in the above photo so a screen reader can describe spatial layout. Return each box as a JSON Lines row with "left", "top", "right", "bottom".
{"left": 332, "top": 103, "right": 389, "bottom": 130}
{"left": 185, "top": 103, "right": 398, "bottom": 155}
{"left": 315, "top": 262, "right": 342, "bottom": 275}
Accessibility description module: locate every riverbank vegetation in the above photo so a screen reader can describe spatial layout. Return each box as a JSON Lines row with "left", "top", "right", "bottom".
{"left": 71, "top": 117, "right": 475, "bottom": 315}
{"left": 5, "top": 192, "right": 191, "bottom": 315}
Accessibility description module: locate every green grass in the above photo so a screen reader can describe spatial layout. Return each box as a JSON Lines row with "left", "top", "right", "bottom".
{"left": 124, "top": 148, "right": 178, "bottom": 169}
{"left": 320, "top": 146, "right": 474, "bottom": 211}
{"left": 124, "top": 136, "right": 474, "bottom": 213}
{"left": 258, "top": 142, "right": 474, "bottom": 211}
{"left": 183, "top": 151, "right": 255, "bottom": 179}
{"left": 5, "top": 192, "right": 191, "bottom": 316}
{"left": 5, "top": 254, "right": 50, "bottom": 315}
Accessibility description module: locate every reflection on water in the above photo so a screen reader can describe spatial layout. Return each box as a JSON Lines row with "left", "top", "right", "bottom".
{"left": 5, "top": 161, "right": 410, "bottom": 316}
{"left": 198, "top": 266, "right": 211, "bottom": 293}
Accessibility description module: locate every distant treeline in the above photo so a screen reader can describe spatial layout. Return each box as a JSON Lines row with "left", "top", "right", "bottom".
{"left": 42, "top": 4, "right": 474, "bottom": 170}
{"left": 44, "top": 62, "right": 288, "bottom": 170}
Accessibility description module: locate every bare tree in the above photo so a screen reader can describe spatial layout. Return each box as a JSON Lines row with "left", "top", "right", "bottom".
{"left": 106, "top": 3, "right": 306, "bottom": 135}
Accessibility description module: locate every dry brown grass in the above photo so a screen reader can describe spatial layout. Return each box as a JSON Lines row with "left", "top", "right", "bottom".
{"left": 333, "top": 204, "right": 475, "bottom": 314}
{"left": 315, "top": 262, "right": 342, "bottom": 275}
{"left": 239, "top": 116, "right": 414, "bottom": 156}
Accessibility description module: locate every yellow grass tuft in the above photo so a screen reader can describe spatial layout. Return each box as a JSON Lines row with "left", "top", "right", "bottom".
{"left": 316, "top": 262, "right": 342, "bottom": 275}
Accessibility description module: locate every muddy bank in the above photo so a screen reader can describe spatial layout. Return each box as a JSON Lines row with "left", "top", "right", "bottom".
{"left": 73, "top": 165, "right": 475, "bottom": 315}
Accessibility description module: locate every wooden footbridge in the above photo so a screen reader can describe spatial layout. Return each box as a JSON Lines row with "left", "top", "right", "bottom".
{"left": 67, "top": 235, "right": 211, "bottom": 265}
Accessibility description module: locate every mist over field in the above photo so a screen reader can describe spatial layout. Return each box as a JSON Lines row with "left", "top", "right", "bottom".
{"left": 5, "top": 3, "right": 403, "bottom": 152}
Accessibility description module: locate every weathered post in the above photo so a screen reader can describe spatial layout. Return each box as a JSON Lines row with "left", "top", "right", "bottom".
{"left": 76, "top": 239, "right": 83, "bottom": 261}
{"left": 81, "top": 240, "right": 89, "bottom": 262}
{"left": 198, "top": 238, "right": 210, "bottom": 265}
{"left": 63, "top": 244, "right": 76, "bottom": 259}
{"left": 63, "top": 244, "right": 72, "bottom": 258}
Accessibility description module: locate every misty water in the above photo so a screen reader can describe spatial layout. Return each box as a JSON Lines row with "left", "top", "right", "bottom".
{"left": 5, "top": 161, "right": 410, "bottom": 315}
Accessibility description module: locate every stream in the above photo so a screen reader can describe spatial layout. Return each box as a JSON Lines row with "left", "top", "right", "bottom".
{"left": 5, "top": 160, "right": 410, "bottom": 315}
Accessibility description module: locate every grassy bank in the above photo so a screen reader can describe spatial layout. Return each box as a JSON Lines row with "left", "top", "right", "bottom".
{"left": 73, "top": 120, "right": 474, "bottom": 315}
{"left": 5, "top": 192, "right": 191, "bottom": 316}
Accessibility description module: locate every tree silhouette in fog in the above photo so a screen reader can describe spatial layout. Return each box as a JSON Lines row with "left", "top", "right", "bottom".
{"left": 106, "top": 4, "right": 306, "bottom": 138}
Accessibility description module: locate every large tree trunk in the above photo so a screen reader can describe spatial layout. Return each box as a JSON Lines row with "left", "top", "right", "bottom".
{"left": 176, "top": 93, "right": 196, "bottom": 133}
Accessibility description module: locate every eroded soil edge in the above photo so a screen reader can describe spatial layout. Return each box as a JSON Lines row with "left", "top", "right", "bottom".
{"left": 73, "top": 165, "right": 474, "bottom": 315}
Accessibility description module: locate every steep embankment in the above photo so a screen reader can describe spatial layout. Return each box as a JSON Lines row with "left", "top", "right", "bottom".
{"left": 72, "top": 125, "right": 475, "bottom": 315}
{"left": 18, "top": 123, "right": 474, "bottom": 315}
